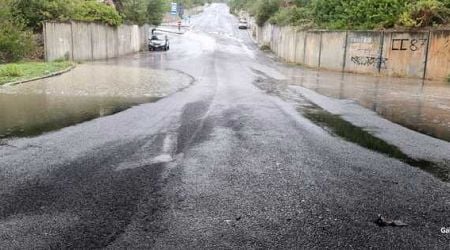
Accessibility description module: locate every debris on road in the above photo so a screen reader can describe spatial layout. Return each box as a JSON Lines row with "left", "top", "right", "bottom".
{"left": 374, "top": 214, "right": 408, "bottom": 227}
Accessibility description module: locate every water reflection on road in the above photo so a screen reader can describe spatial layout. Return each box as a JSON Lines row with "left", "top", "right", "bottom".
{"left": 282, "top": 67, "right": 450, "bottom": 142}
{"left": 0, "top": 63, "right": 193, "bottom": 139}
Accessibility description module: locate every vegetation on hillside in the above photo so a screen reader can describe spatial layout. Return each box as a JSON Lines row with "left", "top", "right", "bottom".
{"left": 0, "top": 0, "right": 35, "bottom": 63}
{"left": 12, "top": 0, "right": 123, "bottom": 30}
{"left": 229, "top": 0, "right": 450, "bottom": 29}
{"left": 116, "top": 0, "right": 210, "bottom": 25}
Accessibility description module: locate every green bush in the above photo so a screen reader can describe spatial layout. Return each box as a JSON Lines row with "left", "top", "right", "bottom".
{"left": 146, "top": 0, "right": 166, "bottom": 25}
{"left": 12, "top": 0, "right": 123, "bottom": 30}
{"left": 229, "top": 0, "right": 252, "bottom": 13}
{"left": 398, "top": 0, "right": 450, "bottom": 27}
{"left": 73, "top": 1, "right": 123, "bottom": 26}
{"left": 0, "top": 0, "right": 35, "bottom": 63}
{"left": 231, "top": 0, "right": 450, "bottom": 29}
{"left": 310, "top": 0, "right": 408, "bottom": 29}
{"left": 269, "top": 6, "right": 313, "bottom": 27}
{"left": 251, "top": 0, "right": 281, "bottom": 26}
{"left": 0, "top": 21, "right": 35, "bottom": 63}
{"left": 12, "top": 0, "right": 74, "bottom": 31}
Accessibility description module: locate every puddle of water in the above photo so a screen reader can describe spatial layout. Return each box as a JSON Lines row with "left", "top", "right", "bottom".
{"left": 0, "top": 64, "right": 193, "bottom": 139}
{"left": 282, "top": 67, "right": 450, "bottom": 142}
{"left": 252, "top": 75, "right": 449, "bottom": 182}
{"left": 303, "top": 107, "right": 449, "bottom": 182}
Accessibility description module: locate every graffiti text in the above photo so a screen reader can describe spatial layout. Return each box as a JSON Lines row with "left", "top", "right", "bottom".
{"left": 351, "top": 56, "right": 388, "bottom": 69}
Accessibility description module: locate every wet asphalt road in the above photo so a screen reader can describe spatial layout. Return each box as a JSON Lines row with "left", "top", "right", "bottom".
{"left": 1, "top": 3, "right": 450, "bottom": 249}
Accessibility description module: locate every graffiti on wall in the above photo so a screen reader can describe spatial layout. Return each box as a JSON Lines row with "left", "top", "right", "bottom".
{"left": 351, "top": 56, "right": 388, "bottom": 69}
{"left": 391, "top": 38, "right": 427, "bottom": 51}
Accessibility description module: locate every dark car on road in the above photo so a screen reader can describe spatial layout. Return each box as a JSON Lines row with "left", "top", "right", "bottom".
{"left": 149, "top": 33, "right": 169, "bottom": 51}
{"left": 238, "top": 18, "right": 248, "bottom": 29}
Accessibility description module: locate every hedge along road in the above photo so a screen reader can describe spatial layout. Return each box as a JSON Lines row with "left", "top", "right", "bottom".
{"left": 0, "top": 3, "right": 449, "bottom": 249}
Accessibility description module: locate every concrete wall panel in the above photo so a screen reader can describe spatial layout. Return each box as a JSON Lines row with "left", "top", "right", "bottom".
{"left": 45, "top": 21, "right": 155, "bottom": 62}
{"left": 140, "top": 24, "right": 150, "bottom": 50}
{"left": 320, "top": 32, "right": 347, "bottom": 70}
{"left": 264, "top": 24, "right": 273, "bottom": 45}
{"left": 72, "top": 22, "right": 92, "bottom": 61}
{"left": 382, "top": 31, "right": 429, "bottom": 78}
{"left": 91, "top": 23, "right": 107, "bottom": 60}
{"left": 294, "top": 31, "right": 306, "bottom": 64}
{"left": 271, "top": 26, "right": 281, "bottom": 54}
{"left": 304, "top": 31, "right": 321, "bottom": 67}
{"left": 284, "top": 27, "right": 297, "bottom": 63}
{"left": 44, "top": 22, "right": 72, "bottom": 61}
{"left": 426, "top": 30, "right": 450, "bottom": 80}
{"left": 106, "top": 26, "right": 118, "bottom": 59}
{"left": 117, "top": 25, "right": 129, "bottom": 56}
{"left": 278, "top": 26, "right": 287, "bottom": 61}
{"left": 344, "top": 31, "right": 383, "bottom": 74}
{"left": 130, "top": 25, "right": 140, "bottom": 52}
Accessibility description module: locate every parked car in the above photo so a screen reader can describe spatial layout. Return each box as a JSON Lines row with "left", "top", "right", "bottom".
{"left": 238, "top": 20, "right": 248, "bottom": 29}
{"left": 149, "top": 33, "right": 169, "bottom": 51}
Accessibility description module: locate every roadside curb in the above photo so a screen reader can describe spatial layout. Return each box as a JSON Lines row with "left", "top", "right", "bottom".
{"left": 3, "top": 64, "right": 77, "bottom": 87}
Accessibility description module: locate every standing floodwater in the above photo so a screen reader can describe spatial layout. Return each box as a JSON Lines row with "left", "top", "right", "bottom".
{"left": 0, "top": 62, "right": 193, "bottom": 139}
{"left": 282, "top": 67, "right": 450, "bottom": 142}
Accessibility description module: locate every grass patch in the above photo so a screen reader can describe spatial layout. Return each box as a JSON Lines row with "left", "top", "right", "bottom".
{"left": 0, "top": 61, "right": 74, "bottom": 85}
{"left": 1, "top": 65, "right": 24, "bottom": 77}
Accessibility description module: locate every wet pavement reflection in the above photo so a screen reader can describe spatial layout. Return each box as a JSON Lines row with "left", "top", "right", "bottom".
{"left": 0, "top": 62, "right": 193, "bottom": 139}
{"left": 282, "top": 67, "right": 450, "bottom": 142}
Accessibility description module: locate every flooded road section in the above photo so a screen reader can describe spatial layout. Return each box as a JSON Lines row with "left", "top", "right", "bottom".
{"left": 281, "top": 67, "right": 450, "bottom": 142}
{"left": 0, "top": 63, "right": 193, "bottom": 139}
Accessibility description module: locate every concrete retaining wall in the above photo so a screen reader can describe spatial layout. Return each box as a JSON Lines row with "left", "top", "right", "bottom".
{"left": 250, "top": 21, "right": 450, "bottom": 81}
{"left": 44, "top": 21, "right": 149, "bottom": 61}
{"left": 426, "top": 30, "right": 450, "bottom": 80}
{"left": 304, "top": 31, "right": 321, "bottom": 67}
{"left": 91, "top": 23, "right": 108, "bottom": 60}
{"left": 320, "top": 32, "right": 347, "bottom": 71}
{"left": 43, "top": 22, "right": 72, "bottom": 61}
{"left": 381, "top": 31, "right": 429, "bottom": 78}
{"left": 345, "top": 31, "right": 383, "bottom": 74}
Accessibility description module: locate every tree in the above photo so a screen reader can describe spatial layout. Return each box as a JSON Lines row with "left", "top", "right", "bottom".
{"left": 147, "top": 0, "right": 167, "bottom": 25}
{"left": 122, "top": 0, "right": 151, "bottom": 25}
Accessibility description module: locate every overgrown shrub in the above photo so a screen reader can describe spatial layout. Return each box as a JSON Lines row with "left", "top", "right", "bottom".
{"left": 251, "top": 0, "right": 281, "bottom": 26}
{"left": 0, "top": 21, "right": 35, "bottom": 63}
{"left": 398, "top": 0, "right": 450, "bottom": 27}
{"left": 269, "top": 6, "right": 313, "bottom": 27}
{"left": 146, "top": 0, "right": 166, "bottom": 25}
{"left": 73, "top": 1, "right": 123, "bottom": 26}
{"left": 0, "top": 0, "right": 35, "bottom": 63}
{"left": 232, "top": 0, "right": 450, "bottom": 29}
{"left": 310, "top": 0, "right": 408, "bottom": 29}
{"left": 12, "top": 0, "right": 123, "bottom": 31}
